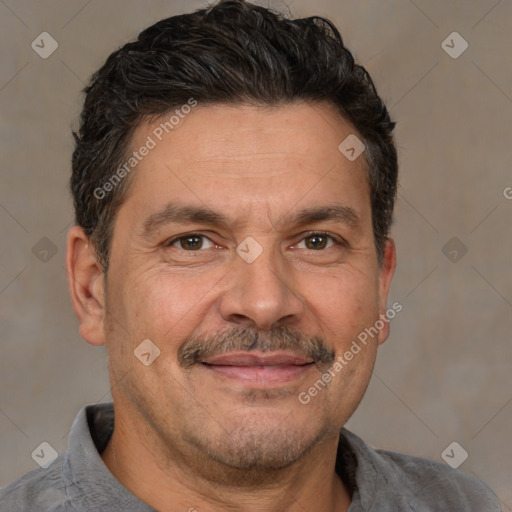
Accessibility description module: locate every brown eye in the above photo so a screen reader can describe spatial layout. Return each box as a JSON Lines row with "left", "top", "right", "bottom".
{"left": 304, "top": 234, "right": 331, "bottom": 250}
{"left": 180, "top": 236, "right": 203, "bottom": 250}
{"left": 170, "top": 235, "right": 214, "bottom": 250}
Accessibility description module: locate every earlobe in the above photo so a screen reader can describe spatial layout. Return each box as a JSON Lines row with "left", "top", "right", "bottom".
{"left": 377, "top": 238, "right": 396, "bottom": 345}
{"left": 65, "top": 226, "right": 106, "bottom": 346}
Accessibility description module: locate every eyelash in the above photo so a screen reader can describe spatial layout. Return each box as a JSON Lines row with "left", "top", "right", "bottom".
{"left": 295, "top": 232, "right": 344, "bottom": 250}
{"left": 166, "top": 232, "right": 345, "bottom": 250}
{"left": 167, "top": 233, "right": 216, "bottom": 250}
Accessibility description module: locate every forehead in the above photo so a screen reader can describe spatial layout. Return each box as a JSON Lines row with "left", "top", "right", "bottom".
{"left": 120, "top": 102, "right": 370, "bottom": 224}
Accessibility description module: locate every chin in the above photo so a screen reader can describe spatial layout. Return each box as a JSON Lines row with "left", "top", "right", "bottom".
{"left": 186, "top": 411, "right": 329, "bottom": 471}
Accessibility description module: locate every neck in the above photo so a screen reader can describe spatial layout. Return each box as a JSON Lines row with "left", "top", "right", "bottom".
{"left": 101, "top": 407, "right": 352, "bottom": 512}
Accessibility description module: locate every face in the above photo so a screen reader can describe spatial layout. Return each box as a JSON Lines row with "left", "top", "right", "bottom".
{"left": 83, "top": 103, "right": 395, "bottom": 474}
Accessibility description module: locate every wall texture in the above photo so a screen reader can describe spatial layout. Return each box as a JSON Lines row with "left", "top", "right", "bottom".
{"left": 1, "top": 0, "right": 511, "bottom": 508}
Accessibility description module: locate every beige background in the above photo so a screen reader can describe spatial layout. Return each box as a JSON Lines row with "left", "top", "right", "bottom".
{"left": 1, "top": 0, "right": 511, "bottom": 508}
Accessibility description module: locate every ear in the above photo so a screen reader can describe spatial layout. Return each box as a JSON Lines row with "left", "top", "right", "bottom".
{"left": 377, "top": 238, "right": 396, "bottom": 345}
{"left": 66, "top": 226, "right": 106, "bottom": 346}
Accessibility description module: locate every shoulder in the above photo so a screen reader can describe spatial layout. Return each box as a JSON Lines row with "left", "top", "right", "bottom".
{"left": 342, "top": 429, "right": 501, "bottom": 511}
{"left": 0, "top": 455, "right": 73, "bottom": 512}
{"left": 377, "top": 448, "right": 500, "bottom": 510}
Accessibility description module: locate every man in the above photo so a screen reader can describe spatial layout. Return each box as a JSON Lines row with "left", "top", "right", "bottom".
{"left": 0, "top": 1, "right": 501, "bottom": 510}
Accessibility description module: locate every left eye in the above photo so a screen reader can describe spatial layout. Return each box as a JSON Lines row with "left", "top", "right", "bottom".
{"left": 170, "top": 235, "right": 215, "bottom": 250}
{"left": 297, "top": 234, "right": 336, "bottom": 250}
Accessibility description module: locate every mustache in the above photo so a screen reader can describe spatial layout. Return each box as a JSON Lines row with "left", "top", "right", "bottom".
{"left": 177, "top": 325, "right": 335, "bottom": 370}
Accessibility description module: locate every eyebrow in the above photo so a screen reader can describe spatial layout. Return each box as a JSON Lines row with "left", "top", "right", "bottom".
{"left": 141, "top": 204, "right": 228, "bottom": 238}
{"left": 291, "top": 205, "right": 359, "bottom": 230}
{"left": 140, "top": 202, "right": 360, "bottom": 238}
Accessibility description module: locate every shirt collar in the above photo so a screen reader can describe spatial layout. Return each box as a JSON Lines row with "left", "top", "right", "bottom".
{"left": 63, "top": 402, "right": 388, "bottom": 511}
{"left": 62, "top": 403, "right": 154, "bottom": 511}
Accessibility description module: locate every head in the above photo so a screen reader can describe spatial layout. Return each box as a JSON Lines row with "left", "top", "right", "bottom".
{"left": 67, "top": 0, "right": 397, "bottom": 480}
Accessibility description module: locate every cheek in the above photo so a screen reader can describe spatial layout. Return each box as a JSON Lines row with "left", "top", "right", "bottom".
{"left": 119, "top": 268, "right": 222, "bottom": 343}
{"left": 310, "top": 273, "right": 380, "bottom": 411}
{"left": 300, "top": 268, "right": 380, "bottom": 344}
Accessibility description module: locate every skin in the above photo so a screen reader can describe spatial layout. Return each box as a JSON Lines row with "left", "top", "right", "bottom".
{"left": 66, "top": 102, "right": 396, "bottom": 512}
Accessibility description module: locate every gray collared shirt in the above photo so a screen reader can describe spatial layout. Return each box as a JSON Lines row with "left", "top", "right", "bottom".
{"left": 0, "top": 402, "right": 501, "bottom": 511}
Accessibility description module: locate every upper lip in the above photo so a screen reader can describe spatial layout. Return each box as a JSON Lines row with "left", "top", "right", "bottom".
{"left": 202, "top": 351, "right": 314, "bottom": 366}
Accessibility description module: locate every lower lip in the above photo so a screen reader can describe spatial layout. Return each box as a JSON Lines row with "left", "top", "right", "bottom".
{"left": 202, "top": 364, "right": 314, "bottom": 385}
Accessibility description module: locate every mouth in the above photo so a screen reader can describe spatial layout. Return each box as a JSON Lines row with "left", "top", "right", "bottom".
{"left": 200, "top": 351, "right": 316, "bottom": 386}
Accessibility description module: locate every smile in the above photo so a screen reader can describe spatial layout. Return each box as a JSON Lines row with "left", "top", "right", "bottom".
{"left": 200, "top": 351, "right": 316, "bottom": 386}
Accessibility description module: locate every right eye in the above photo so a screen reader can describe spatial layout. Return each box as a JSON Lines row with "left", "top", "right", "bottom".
{"left": 168, "top": 234, "right": 216, "bottom": 251}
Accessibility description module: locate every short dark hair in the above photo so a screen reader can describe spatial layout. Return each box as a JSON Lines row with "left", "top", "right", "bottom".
{"left": 71, "top": 0, "right": 397, "bottom": 271}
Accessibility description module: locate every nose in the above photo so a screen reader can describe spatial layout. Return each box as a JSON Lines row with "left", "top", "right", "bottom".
{"left": 218, "top": 244, "right": 304, "bottom": 330}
